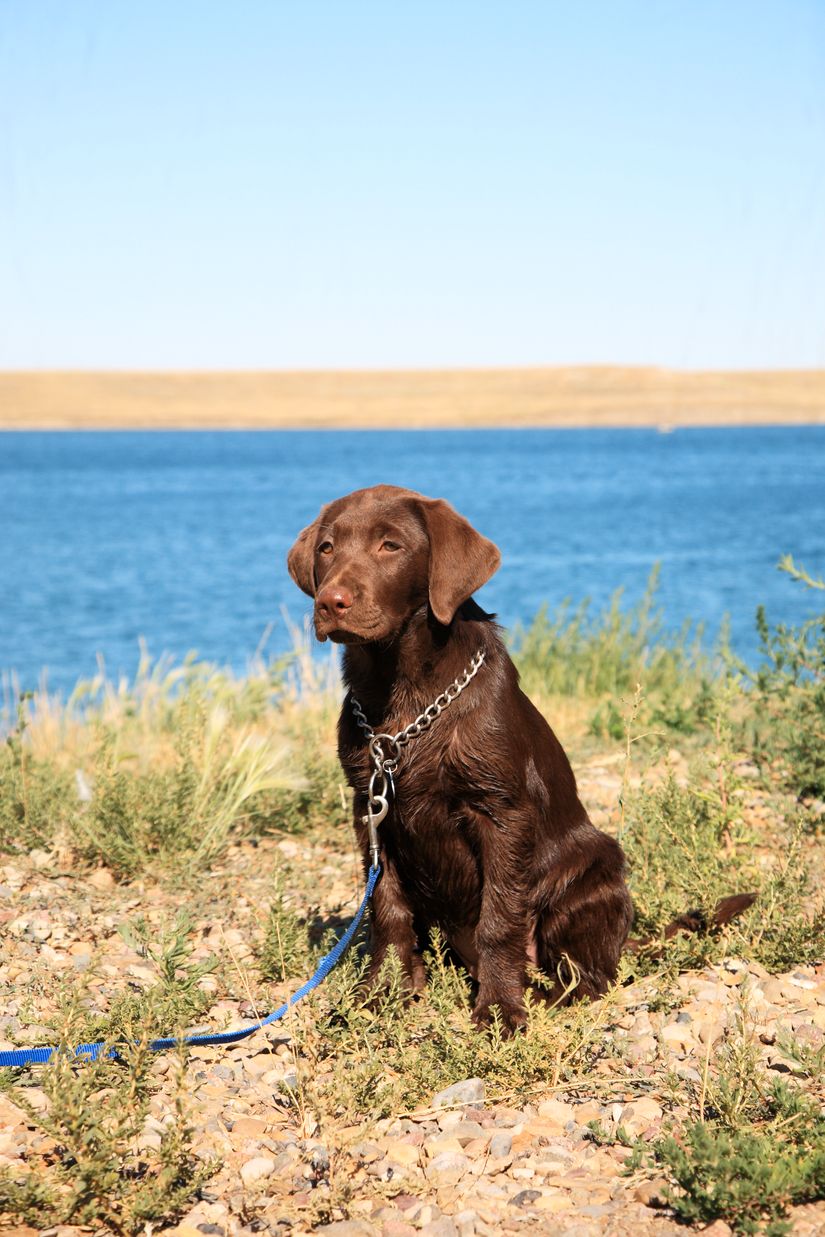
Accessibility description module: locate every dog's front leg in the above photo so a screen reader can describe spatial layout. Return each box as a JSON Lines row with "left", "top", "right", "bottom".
{"left": 472, "top": 819, "right": 532, "bottom": 1034}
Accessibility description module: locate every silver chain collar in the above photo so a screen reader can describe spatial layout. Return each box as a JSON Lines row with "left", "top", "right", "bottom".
{"left": 350, "top": 650, "right": 486, "bottom": 869}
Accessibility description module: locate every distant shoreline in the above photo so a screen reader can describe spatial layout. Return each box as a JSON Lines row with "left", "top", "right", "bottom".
{"left": 1, "top": 366, "right": 824, "bottom": 429}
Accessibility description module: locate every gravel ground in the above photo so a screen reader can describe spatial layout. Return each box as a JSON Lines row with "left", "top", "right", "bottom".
{"left": 1, "top": 756, "right": 824, "bottom": 1237}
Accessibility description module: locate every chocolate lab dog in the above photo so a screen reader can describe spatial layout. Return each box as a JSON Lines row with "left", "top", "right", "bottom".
{"left": 287, "top": 483, "right": 637, "bottom": 1031}
{"left": 288, "top": 485, "right": 752, "bottom": 1030}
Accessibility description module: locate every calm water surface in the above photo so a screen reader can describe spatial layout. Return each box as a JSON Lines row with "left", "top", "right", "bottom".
{"left": 2, "top": 428, "right": 823, "bottom": 695}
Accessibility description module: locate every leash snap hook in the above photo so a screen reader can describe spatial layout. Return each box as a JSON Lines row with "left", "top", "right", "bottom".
{"left": 363, "top": 793, "right": 388, "bottom": 869}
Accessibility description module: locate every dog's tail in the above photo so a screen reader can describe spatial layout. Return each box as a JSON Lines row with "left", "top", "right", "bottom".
{"left": 625, "top": 891, "right": 757, "bottom": 956}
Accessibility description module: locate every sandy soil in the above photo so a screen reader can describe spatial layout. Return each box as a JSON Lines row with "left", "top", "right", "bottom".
{"left": 1, "top": 367, "right": 825, "bottom": 430}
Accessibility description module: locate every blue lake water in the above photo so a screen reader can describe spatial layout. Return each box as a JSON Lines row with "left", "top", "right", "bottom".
{"left": 2, "top": 428, "right": 823, "bottom": 697}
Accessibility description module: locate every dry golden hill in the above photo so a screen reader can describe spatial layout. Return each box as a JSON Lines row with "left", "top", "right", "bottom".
{"left": 1, "top": 366, "right": 825, "bottom": 429}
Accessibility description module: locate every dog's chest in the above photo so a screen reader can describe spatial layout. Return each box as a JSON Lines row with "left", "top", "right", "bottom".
{"left": 341, "top": 720, "right": 470, "bottom": 808}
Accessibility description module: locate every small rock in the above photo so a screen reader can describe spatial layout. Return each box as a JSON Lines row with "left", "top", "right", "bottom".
{"left": 432, "top": 1078, "right": 485, "bottom": 1108}
{"left": 428, "top": 1151, "right": 469, "bottom": 1180}
{"left": 229, "top": 1117, "right": 268, "bottom": 1139}
{"left": 420, "top": 1220, "right": 458, "bottom": 1237}
{"left": 137, "top": 1132, "right": 162, "bottom": 1152}
{"left": 634, "top": 1177, "right": 670, "bottom": 1206}
{"left": 352, "top": 1140, "right": 383, "bottom": 1163}
{"left": 449, "top": 1120, "right": 486, "bottom": 1145}
{"left": 311, "top": 1144, "right": 331, "bottom": 1175}
{"left": 536, "top": 1098, "right": 575, "bottom": 1126}
{"left": 240, "top": 1155, "right": 275, "bottom": 1186}
{"left": 761, "top": 978, "right": 786, "bottom": 1003}
{"left": 627, "top": 1097, "right": 662, "bottom": 1122}
{"left": 88, "top": 867, "right": 115, "bottom": 890}
{"left": 660, "top": 1022, "right": 695, "bottom": 1050}
{"left": 387, "top": 1142, "right": 420, "bottom": 1167}
{"left": 30, "top": 916, "right": 51, "bottom": 941}
{"left": 488, "top": 1132, "right": 512, "bottom": 1158}
{"left": 623, "top": 1034, "right": 658, "bottom": 1064}
{"left": 393, "top": 1195, "right": 420, "bottom": 1212}
{"left": 424, "top": 1135, "right": 464, "bottom": 1157}
{"left": 316, "top": 1223, "right": 375, "bottom": 1236}
{"left": 453, "top": 1210, "right": 477, "bottom": 1237}
{"left": 795, "top": 1023, "right": 825, "bottom": 1049}
{"left": 510, "top": 1189, "right": 542, "bottom": 1208}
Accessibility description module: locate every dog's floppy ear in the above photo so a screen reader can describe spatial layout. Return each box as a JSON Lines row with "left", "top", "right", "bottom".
{"left": 419, "top": 498, "right": 500, "bottom": 625}
{"left": 287, "top": 517, "right": 322, "bottom": 597}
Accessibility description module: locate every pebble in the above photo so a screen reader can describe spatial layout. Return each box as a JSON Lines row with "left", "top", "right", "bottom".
{"left": 510, "top": 1189, "right": 542, "bottom": 1208}
{"left": 88, "top": 867, "right": 115, "bottom": 890}
{"left": 634, "top": 1177, "right": 670, "bottom": 1205}
{"left": 428, "top": 1151, "right": 470, "bottom": 1180}
{"left": 432, "top": 1078, "right": 485, "bottom": 1108}
{"left": 388, "top": 1143, "right": 421, "bottom": 1167}
{"left": 420, "top": 1220, "right": 458, "bottom": 1237}
{"left": 239, "top": 1156, "right": 276, "bottom": 1186}
{"left": 488, "top": 1132, "right": 512, "bottom": 1158}
{"left": 536, "top": 1098, "right": 575, "bottom": 1126}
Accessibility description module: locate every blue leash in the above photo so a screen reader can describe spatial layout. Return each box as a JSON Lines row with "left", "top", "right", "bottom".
{"left": 0, "top": 864, "right": 381, "bottom": 1069}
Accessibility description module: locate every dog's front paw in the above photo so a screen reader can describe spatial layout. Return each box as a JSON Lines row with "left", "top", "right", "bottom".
{"left": 472, "top": 993, "right": 527, "bottom": 1036}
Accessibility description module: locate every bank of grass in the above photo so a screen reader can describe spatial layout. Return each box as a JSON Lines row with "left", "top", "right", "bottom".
{"left": 1, "top": 563, "right": 824, "bottom": 1232}
{"left": 0, "top": 632, "right": 347, "bottom": 876}
{"left": 510, "top": 564, "right": 718, "bottom": 740}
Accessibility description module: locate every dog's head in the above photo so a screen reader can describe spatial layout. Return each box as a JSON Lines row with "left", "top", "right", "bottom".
{"left": 287, "top": 485, "right": 500, "bottom": 643}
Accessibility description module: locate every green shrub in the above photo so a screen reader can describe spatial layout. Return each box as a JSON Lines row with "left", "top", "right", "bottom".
{"left": 655, "top": 1081, "right": 825, "bottom": 1235}
{"left": 646, "top": 1009, "right": 825, "bottom": 1234}
{"left": 73, "top": 701, "right": 300, "bottom": 876}
{"left": 0, "top": 1034, "right": 215, "bottom": 1233}
{"left": 736, "top": 556, "right": 825, "bottom": 798}
{"left": 295, "top": 931, "right": 620, "bottom": 1121}
{"left": 510, "top": 565, "right": 717, "bottom": 736}
{"left": 623, "top": 758, "right": 824, "bottom": 974}
{"left": 0, "top": 699, "right": 75, "bottom": 853}
{"left": 259, "top": 873, "right": 312, "bottom": 981}
{"left": 623, "top": 769, "right": 751, "bottom": 943}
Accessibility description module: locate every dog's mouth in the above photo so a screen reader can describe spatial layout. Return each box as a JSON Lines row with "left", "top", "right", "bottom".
{"left": 325, "top": 628, "right": 372, "bottom": 645}
{"left": 314, "top": 614, "right": 387, "bottom": 645}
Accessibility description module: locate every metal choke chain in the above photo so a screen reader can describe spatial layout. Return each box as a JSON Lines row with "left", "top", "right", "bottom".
{"left": 351, "top": 649, "right": 486, "bottom": 868}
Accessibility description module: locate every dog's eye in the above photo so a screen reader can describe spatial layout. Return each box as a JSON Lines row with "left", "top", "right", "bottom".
{"left": 381, "top": 540, "right": 402, "bottom": 552}
{"left": 317, "top": 541, "right": 333, "bottom": 556}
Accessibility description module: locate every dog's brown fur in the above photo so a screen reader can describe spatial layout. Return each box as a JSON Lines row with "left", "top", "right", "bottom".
{"left": 288, "top": 485, "right": 753, "bottom": 1031}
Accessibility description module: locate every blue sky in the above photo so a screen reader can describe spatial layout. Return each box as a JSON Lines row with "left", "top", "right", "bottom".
{"left": 1, "top": 1, "right": 823, "bottom": 369}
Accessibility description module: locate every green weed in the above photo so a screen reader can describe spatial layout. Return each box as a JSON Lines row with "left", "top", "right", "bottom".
{"left": 0, "top": 1035, "right": 215, "bottom": 1234}
{"left": 735, "top": 556, "right": 825, "bottom": 798}
{"left": 643, "top": 1007, "right": 825, "bottom": 1235}
{"left": 259, "top": 872, "right": 312, "bottom": 981}
{"left": 292, "top": 932, "right": 620, "bottom": 1122}
{"left": 511, "top": 565, "right": 716, "bottom": 737}
{"left": 0, "top": 696, "right": 74, "bottom": 853}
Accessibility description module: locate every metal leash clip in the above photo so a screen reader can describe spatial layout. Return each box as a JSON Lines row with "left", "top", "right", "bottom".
{"left": 362, "top": 735, "right": 398, "bottom": 868}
